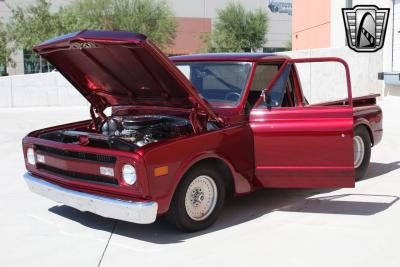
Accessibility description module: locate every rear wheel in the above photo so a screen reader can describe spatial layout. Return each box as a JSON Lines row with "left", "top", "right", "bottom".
{"left": 354, "top": 126, "right": 371, "bottom": 181}
{"left": 167, "top": 165, "right": 225, "bottom": 232}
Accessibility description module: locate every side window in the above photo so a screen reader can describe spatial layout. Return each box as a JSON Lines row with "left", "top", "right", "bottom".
{"left": 247, "top": 64, "right": 279, "bottom": 109}
{"left": 296, "top": 62, "right": 348, "bottom": 106}
{"left": 249, "top": 63, "right": 296, "bottom": 110}
{"left": 287, "top": 72, "right": 296, "bottom": 106}
{"left": 266, "top": 64, "right": 292, "bottom": 107}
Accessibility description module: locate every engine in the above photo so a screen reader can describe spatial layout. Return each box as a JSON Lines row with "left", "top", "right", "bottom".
{"left": 100, "top": 115, "right": 193, "bottom": 147}
{"left": 38, "top": 115, "right": 193, "bottom": 151}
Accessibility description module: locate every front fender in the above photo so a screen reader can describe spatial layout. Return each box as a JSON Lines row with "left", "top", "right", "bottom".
{"left": 154, "top": 152, "right": 253, "bottom": 214}
{"left": 141, "top": 125, "right": 254, "bottom": 214}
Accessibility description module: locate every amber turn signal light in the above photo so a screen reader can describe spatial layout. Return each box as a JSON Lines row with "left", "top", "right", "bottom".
{"left": 154, "top": 166, "right": 168, "bottom": 177}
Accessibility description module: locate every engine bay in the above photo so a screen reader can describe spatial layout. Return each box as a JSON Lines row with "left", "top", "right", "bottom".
{"left": 101, "top": 115, "right": 193, "bottom": 147}
{"left": 38, "top": 115, "right": 194, "bottom": 151}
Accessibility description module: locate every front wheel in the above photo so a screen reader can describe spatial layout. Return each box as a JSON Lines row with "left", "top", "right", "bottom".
{"left": 354, "top": 127, "right": 371, "bottom": 181}
{"left": 166, "top": 166, "right": 225, "bottom": 232}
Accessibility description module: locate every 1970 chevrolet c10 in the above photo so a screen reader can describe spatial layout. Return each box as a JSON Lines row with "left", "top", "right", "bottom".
{"left": 22, "top": 30, "right": 382, "bottom": 232}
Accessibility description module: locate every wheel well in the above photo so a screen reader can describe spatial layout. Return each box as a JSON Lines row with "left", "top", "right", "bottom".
{"left": 355, "top": 124, "right": 373, "bottom": 146}
{"left": 186, "top": 158, "right": 234, "bottom": 196}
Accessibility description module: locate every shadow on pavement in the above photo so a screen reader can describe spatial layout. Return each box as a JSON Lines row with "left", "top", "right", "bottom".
{"left": 279, "top": 193, "right": 399, "bottom": 215}
{"left": 49, "top": 161, "right": 400, "bottom": 244}
{"left": 364, "top": 161, "right": 400, "bottom": 180}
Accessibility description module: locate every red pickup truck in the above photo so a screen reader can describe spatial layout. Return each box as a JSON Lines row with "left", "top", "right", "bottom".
{"left": 23, "top": 30, "right": 382, "bottom": 232}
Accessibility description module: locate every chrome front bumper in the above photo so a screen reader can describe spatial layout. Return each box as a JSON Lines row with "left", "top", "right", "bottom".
{"left": 23, "top": 173, "right": 158, "bottom": 224}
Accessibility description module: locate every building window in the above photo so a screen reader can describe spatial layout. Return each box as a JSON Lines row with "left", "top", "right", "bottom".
{"left": 23, "top": 49, "right": 55, "bottom": 74}
{"left": 263, "top": 47, "right": 286, "bottom": 53}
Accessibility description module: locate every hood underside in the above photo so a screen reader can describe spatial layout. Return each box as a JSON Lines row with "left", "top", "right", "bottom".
{"left": 33, "top": 30, "right": 217, "bottom": 119}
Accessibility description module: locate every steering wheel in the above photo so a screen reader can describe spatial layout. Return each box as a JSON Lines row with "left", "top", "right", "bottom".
{"left": 224, "top": 92, "right": 241, "bottom": 101}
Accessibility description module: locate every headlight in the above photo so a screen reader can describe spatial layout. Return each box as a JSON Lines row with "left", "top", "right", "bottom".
{"left": 122, "top": 164, "right": 137, "bottom": 185}
{"left": 27, "top": 148, "right": 36, "bottom": 165}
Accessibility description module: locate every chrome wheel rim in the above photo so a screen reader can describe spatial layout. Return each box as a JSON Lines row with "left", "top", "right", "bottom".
{"left": 354, "top": 136, "right": 365, "bottom": 168}
{"left": 184, "top": 175, "right": 218, "bottom": 221}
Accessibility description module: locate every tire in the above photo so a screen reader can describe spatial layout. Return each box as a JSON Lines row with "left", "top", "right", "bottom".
{"left": 354, "top": 126, "right": 371, "bottom": 181}
{"left": 166, "top": 165, "right": 226, "bottom": 232}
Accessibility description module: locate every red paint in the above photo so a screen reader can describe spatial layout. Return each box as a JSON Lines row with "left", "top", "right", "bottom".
{"left": 23, "top": 31, "right": 383, "bottom": 216}
{"left": 33, "top": 30, "right": 219, "bottom": 122}
{"left": 251, "top": 106, "right": 355, "bottom": 188}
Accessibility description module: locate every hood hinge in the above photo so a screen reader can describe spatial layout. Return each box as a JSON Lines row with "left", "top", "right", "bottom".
{"left": 189, "top": 104, "right": 225, "bottom": 133}
{"left": 87, "top": 93, "right": 108, "bottom": 131}
{"left": 189, "top": 104, "right": 206, "bottom": 134}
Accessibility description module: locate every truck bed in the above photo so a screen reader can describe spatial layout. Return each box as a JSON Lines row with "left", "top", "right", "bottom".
{"left": 312, "top": 94, "right": 383, "bottom": 146}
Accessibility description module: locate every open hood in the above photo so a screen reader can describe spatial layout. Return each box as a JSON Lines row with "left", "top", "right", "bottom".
{"left": 33, "top": 30, "right": 218, "bottom": 120}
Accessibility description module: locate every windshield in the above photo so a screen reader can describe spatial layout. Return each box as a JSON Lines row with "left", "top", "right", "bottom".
{"left": 175, "top": 61, "right": 252, "bottom": 107}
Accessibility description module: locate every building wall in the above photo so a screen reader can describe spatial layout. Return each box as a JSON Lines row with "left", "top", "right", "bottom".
{"left": 330, "top": 0, "right": 347, "bottom": 48}
{"left": 393, "top": 0, "right": 400, "bottom": 72}
{"left": 167, "top": 17, "right": 211, "bottom": 54}
{"left": 292, "top": 0, "right": 331, "bottom": 50}
{"left": 0, "top": 72, "right": 87, "bottom": 107}
{"left": 262, "top": 0, "right": 293, "bottom": 48}
{"left": 385, "top": 0, "right": 400, "bottom": 98}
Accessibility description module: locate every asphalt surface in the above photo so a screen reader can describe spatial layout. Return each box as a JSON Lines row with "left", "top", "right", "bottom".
{"left": 1, "top": 100, "right": 400, "bottom": 267}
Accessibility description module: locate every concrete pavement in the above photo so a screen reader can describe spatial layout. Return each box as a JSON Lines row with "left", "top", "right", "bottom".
{"left": 1, "top": 101, "right": 399, "bottom": 267}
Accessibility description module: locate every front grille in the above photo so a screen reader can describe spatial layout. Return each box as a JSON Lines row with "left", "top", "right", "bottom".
{"left": 37, "top": 164, "right": 118, "bottom": 186}
{"left": 35, "top": 145, "right": 116, "bottom": 164}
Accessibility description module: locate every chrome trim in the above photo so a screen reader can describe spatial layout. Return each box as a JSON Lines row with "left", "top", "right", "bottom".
{"left": 23, "top": 173, "right": 158, "bottom": 224}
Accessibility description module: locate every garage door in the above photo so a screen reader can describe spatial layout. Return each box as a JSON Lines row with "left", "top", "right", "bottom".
{"left": 394, "top": 0, "right": 400, "bottom": 72}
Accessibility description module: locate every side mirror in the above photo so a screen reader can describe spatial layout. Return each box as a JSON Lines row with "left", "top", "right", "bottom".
{"left": 262, "top": 90, "right": 272, "bottom": 110}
